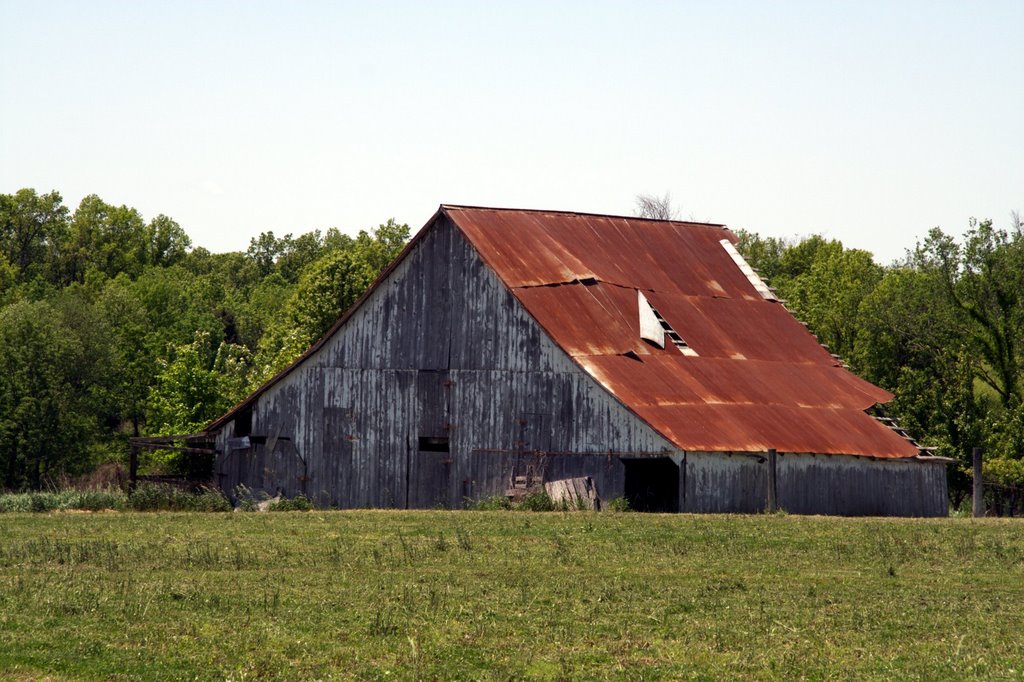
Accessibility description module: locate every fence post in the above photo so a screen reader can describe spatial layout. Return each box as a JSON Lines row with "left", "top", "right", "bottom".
{"left": 767, "top": 448, "right": 777, "bottom": 513}
{"left": 129, "top": 443, "right": 138, "bottom": 495}
{"left": 972, "top": 447, "right": 983, "bottom": 518}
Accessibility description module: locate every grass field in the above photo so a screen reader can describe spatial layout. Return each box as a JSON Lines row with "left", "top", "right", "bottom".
{"left": 0, "top": 511, "right": 1022, "bottom": 680}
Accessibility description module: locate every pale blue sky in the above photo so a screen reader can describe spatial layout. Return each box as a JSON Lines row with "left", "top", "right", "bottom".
{"left": 2, "top": 1, "right": 1021, "bottom": 262}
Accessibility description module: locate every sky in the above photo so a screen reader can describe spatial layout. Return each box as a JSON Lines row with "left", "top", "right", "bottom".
{"left": 1, "top": 1, "right": 1021, "bottom": 264}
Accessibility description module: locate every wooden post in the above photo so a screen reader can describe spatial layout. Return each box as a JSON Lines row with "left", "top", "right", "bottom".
{"left": 972, "top": 447, "right": 983, "bottom": 518}
{"left": 767, "top": 448, "right": 777, "bottom": 513}
{"left": 129, "top": 443, "right": 139, "bottom": 495}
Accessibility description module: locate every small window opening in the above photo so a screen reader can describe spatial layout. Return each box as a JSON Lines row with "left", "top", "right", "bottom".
{"left": 649, "top": 305, "right": 698, "bottom": 356}
{"left": 234, "top": 407, "right": 252, "bottom": 437}
{"left": 418, "top": 436, "right": 449, "bottom": 452}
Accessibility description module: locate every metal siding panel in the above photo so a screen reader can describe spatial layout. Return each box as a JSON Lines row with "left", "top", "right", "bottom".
{"left": 679, "top": 451, "right": 948, "bottom": 516}
{"left": 776, "top": 454, "right": 948, "bottom": 517}
{"left": 684, "top": 453, "right": 768, "bottom": 514}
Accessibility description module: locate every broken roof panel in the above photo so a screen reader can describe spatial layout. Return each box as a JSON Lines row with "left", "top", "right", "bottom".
{"left": 445, "top": 205, "right": 917, "bottom": 459}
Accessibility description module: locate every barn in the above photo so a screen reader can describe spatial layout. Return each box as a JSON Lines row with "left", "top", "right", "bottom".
{"left": 203, "top": 205, "right": 948, "bottom": 516}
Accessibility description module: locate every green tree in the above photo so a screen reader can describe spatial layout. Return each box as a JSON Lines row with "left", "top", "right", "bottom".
{"left": 0, "top": 300, "right": 98, "bottom": 489}
{"left": 734, "top": 229, "right": 788, "bottom": 284}
{"left": 784, "top": 242, "right": 884, "bottom": 362}
{"left": 246, "top": 231, "right": 283, "bottom": 278}
{"left": 916, "top": 220, "right": 1024, "bottom": 407}
{"left": 63, "top": 195, "right": 149, "bottom": 282}
{"left": 147, "top": 214, "right": 192, "bottom": 267}
{"left": 146, "top": 331, "right": 251, "bottom": 436}
{"left": 0, "top": 188, "right": 69, "bottom": 283}
{"left": 95, "top": 277, "right": 157, "bottom": 438}
{"left": 854, "top": 267, "right": 959, "bottom": 389}
{"left": 0, "top": 254, "right": 15, "bottom": 305}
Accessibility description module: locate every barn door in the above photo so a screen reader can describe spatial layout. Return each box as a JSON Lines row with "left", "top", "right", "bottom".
{"left": 407, "top": 370, "right": 454, "bottom": 508}
{"left": 622, "top": 457, "right": 680, "bottom": 512}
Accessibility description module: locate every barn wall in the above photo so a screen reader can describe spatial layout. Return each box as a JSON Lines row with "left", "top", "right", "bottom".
{"left": 776, "top": 454, "right": 948, "bottom": 517}
{"left": 682, "top": 451, "right": 948, "bottom": 517}
{"left": 683, "top": 452, "right": 767, "bottom": 514}
{"left": 215, "top": 216, "right": 674, "bottom": 508}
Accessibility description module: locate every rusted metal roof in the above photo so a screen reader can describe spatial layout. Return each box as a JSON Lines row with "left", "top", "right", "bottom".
{"left": 208, "top": 203, "right": 919, "bottom": 459}
{"left": 447, "top": 205, "right": 918, "bottom": 458}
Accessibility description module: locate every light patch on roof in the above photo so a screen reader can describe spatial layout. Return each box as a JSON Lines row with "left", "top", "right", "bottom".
{"left": 720, "top": 239, "right": 777, "bottom": 301}
{"left": 638, "top": 291, "right": 665, "bottom": 349}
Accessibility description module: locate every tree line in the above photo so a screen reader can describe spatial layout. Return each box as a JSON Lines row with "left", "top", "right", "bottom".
{"left": 736, "top": 216, "right": 1024, "bottom": 502}
{"left": 0, "top": 188, "right": 408, "bottom": 489}
{"left": 2, "top": 187, "right": 1021, "bottom": 502}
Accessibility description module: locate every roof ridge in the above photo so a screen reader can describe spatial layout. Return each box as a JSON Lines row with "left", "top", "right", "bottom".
{"left": 441, "top": 204, "right": 729, "bottom": 229}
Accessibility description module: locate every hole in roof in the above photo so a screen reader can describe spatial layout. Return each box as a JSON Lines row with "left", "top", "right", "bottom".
{"left": 638, "top": 291, "right": 698, "bottom": 356}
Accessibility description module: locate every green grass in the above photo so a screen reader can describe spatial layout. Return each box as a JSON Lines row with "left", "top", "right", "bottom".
{"left": 0, "top": 483, "right": 233, "bottom": 513}
{"left": 0, "top": 512, "right": 1022, "bottom": 680}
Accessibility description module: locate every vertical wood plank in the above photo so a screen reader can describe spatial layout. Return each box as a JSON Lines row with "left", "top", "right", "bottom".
{"left": 973, "top": 446, "right": 984, "bottom": 518}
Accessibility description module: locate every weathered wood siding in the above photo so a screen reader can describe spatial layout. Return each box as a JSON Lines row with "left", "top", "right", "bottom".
{"left": 213, "top": 216, "right": 948, "bottom": 516}
{"left": 215, "top": 216, "right": 673, "bottom": 508}
{"left": 682, "top": 452, "right": 948, "bottom": 516}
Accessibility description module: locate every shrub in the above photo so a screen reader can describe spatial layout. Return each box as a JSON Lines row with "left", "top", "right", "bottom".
{"left": 65, "top": 490, "right": 125, "bottom": 511}
{"left": 606, "top": 496, "right": 631, "bottom": 512}
{"left": 29, "top": 493, "right": 61, "bottom": 513}
{"left": 189, "top": 487, "right": 234, "bottom": 512}
{"left": 268, "top": 494, "right": 314, "bottom": 512}
{"left": 0, "top": 494, "right": 32, "bottom": 513}
{"left": 984, "top": 458, "right": 1024, "bottom": 487}
{"left": 517, "top": 490, "right": 555, "bottom": 512}
{"left": 0, "top": 489, "right": 127, "bottom": 513}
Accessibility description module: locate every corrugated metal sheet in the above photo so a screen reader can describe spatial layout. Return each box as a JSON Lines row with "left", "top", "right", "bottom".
{"left": 446, "top": 206, "right": 918, "bottom": 458}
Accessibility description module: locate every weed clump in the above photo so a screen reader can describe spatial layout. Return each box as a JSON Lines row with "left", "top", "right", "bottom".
{"left": 126, "top": 483, "right": 231, "bottom": 512}
{"left": 467, "top": 495, "right": 512, "bottom": 511}
{"left": 0, "top": 489, "right": 126, "bottom": 513}
{"left": 518, "top": 490, "right": 555, "bottom": 512}
{"left": 605, "top": 497, "right": 631, "bottom": 512}
{"left": 232, "top": 484, "right": 271, "bottom": 511}
{"left": 468, "top": 489, "right": 603, "bottom": 512}
{"left": 267, "top": 494, "right": 313, "bottom": 512}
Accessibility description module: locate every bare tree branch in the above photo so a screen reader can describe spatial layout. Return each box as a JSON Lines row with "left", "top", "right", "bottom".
{"left": 634, "top": 193, "right": 679, "bottom": 220}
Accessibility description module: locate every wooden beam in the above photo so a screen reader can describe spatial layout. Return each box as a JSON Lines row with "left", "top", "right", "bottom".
{"left": 129, "top": 433, "right": 211, "bottom": 445}
{"left": 129, "top": 443, "right": 138, "bottom": 494}
{"left": 131, "top": 442, "right": 216, "bottom": 455}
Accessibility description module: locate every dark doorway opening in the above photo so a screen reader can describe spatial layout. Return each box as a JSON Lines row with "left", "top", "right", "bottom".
{"left": 418, "top": 436, "right": 449, "bottom": 452}
{"left": 623, "top": 458, "right": 679, "bottom": 512}
{"left": 234, "top": 407, "right": 252, "bottom": 437}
